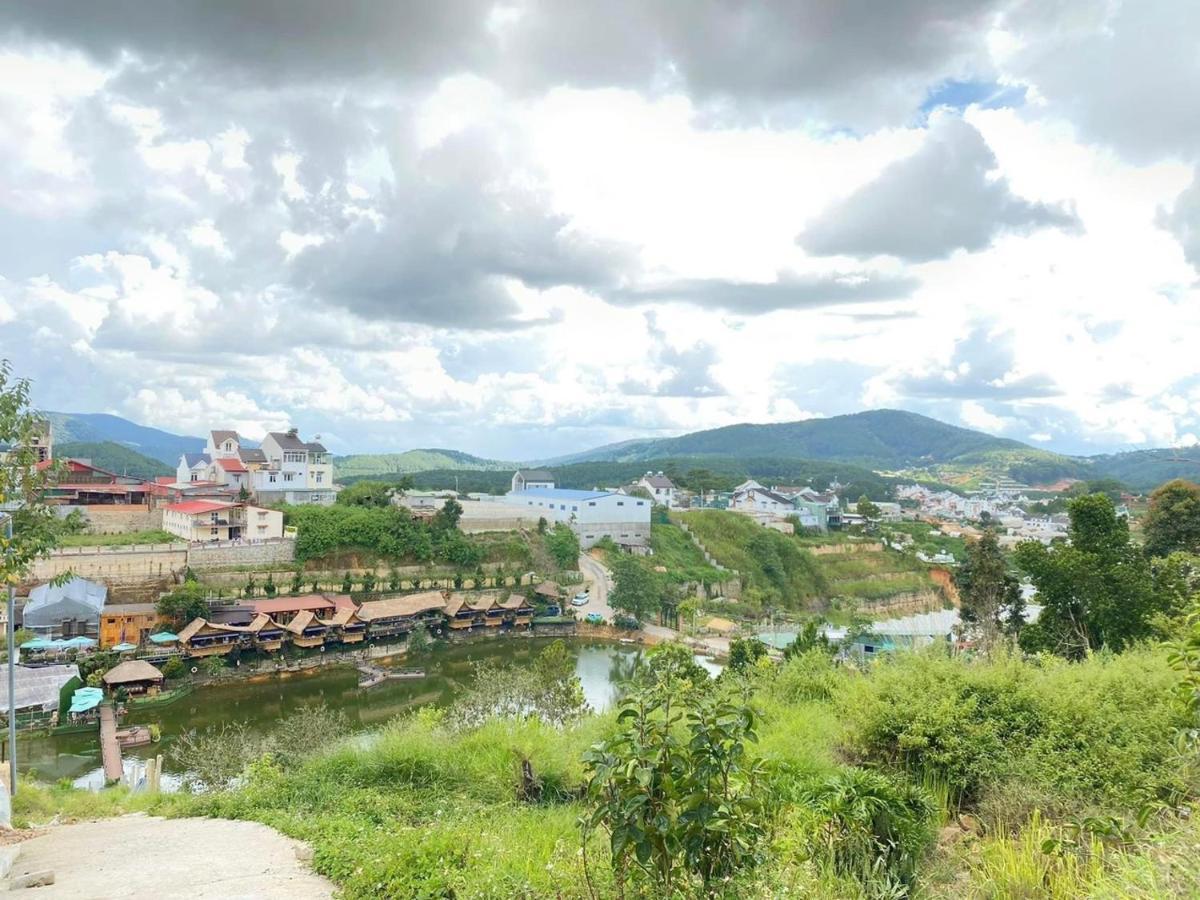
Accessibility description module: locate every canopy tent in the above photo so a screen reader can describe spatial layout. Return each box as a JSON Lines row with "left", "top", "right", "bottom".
{"left": 148, "top": 632, "right": 178, "bottom": 644}
{"left": 20, "top": 638, "right": 67, "bottom": 652}
{"left": 62, "top": 636, "right": 97, "bottom": 648}
{"left": 111, "top": 643, "right": 138, "bottom": 653}
{"left": 67, "top": 686, "right": 104, "bottom": 714}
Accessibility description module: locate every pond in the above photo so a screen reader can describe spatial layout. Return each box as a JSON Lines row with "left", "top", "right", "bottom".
{"left": 17, "top": 638, "right": 718, "bottom": 789}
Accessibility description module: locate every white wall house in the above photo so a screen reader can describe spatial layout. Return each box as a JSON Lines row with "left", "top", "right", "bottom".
{"left": 637, "top": 472, "right": 676, "bottom": 507}
{"left": 251, "top": 430, "right": 336, "bottom": 505}
{"left": 729, "top": 486, "right": 795, "bottom": 515}
{"left": 162, "top": 500, "right": 283, "bottom": 542}
{"left": 501, "top": 482, "right": 650, "bottom": 548}
{"left": 511, "top": 469, "right": 556, "bottom": 492}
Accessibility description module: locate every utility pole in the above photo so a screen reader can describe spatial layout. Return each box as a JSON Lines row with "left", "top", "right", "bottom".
{"left": 3, "top": 514, "right": 14, "bottom": 797}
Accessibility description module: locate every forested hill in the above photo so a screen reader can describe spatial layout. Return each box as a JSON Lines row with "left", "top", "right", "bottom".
{"left": 54, "top": 441, "right": 174, "bottom": 478}
{"left": 333, "top": 448, "right": 511, "bottom": 479}
{"left": 43, "top": 411, "right": 202, "bottom": 465}
{"left": 549, "top": 410, "right": 1031, "bottom": 468}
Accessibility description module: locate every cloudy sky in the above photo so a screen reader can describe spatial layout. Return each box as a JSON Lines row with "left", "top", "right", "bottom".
{"left": 0, "top": 1, "right": 1197, "bottom": 459}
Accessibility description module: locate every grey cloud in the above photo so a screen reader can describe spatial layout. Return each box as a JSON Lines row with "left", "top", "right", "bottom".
{"left": 0, "top": 0, "right": 1006, "bottom": 127}
{"left": 892, "top": 324, "right": 1062, "bottom": 401}
{"left": 620, "top": 313, "right": 725, "bottom": 398}
{"left": 1161, "top": 167, "right": 1200, "bottom": 270}
{"left": 800, "top": 116, "right": 1081, "bottom": 262}
{"left": 1000, "top": 1, "right": 1200, "bottom": 164}
{"left": 612, "top": 272, "right": 918, "bottom": 315}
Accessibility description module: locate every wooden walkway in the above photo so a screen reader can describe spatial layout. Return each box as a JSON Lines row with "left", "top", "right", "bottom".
{"left": 356, "top": 663, "right": 425, "bottom": 689}
{"left": 99, "top": 705, "right": 123, "bottom": 782}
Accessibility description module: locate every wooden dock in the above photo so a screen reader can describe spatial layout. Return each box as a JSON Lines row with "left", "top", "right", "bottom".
{"left": 356, "top": 663, "right": 425, "bottom": 689}
{"left": 99, "top": 705, "right": 123, "bottom": 782}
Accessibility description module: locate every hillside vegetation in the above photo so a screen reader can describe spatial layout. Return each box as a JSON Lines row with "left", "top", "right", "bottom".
{"left": 334, "top": 448, "right": 510, "bottom": 479}
{"left": 26, "top": 643, "right": 1200, "bottom": 898}
{"left": 677, "top": 509, "right": 943, "bottom": 610}
{"left": 55, "top": 440, "right": 173, "bottom": 478}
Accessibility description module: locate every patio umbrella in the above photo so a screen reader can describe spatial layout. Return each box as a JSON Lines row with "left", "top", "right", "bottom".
{"left": 148, "top": 632, "right": 178, "bottom": 644}
{"left": 112, "top": 642, "right": 138, "bottom": 652}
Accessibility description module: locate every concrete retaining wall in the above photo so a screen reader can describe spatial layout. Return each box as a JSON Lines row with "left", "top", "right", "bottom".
{"left": 69, "top": 505, "right": 164, "bottom": 535}
{"left": 187, "top": 540, "right": 296, "bottom": 571}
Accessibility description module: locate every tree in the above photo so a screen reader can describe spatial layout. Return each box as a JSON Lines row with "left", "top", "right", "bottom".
{"left": 201, "top": 655, "right": 227, "bottom": 677}
{"left": 956, "top": 530, "right": 1024, "bottom": 644}
{"left": 856, "top": 495, "right": 881, "bottom": 522}
{"left": 544, "top": 523, "right": 580, "bottom": 570}
{"left": 157, "top": 580, "right": 210, "bottom": 624}
{"left": 160, "top": 656, "right": 185, "bottom": 680}
{"left": 580, "top": 678, "right": 768, "bottom": 896}
{"left": 432, "top": 498, "right": 463, "bottom": 531}
{"left": 336, "top": 480, "right": 396, "bottom": 508}
{"left": 0, "top": 362, "right": 63, "bottom": 589}
{"left": 609, "top": 556, "right": 666, "bottom": 623}
{"left": 1144, "top": 479, "right": 1200, "bottom": 558}
{"left": 1015, "top": 493, "right": 1166, "bottom": 658}
{"left": 725, "top": 636, "right": 768, "bottom": 675}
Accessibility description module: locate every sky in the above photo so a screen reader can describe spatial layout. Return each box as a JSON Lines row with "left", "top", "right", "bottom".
{"left": 0, "top": 1, "right": 1198, "bottom": 459}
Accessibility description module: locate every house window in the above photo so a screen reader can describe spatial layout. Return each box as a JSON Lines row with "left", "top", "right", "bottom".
{"left": 190, "top": 473, "right": 198, "bottom": 482}
{"left": 571, "top": 506, "right": 577, "bottom": 511}
{"left": 636, "top": 501, "right": 644, "bottom": 506}
{"left": 210, "top": 526, "right": 218, "bottom": 535}
{"left": 588, "top": 501, "right": 596, "bottom": 507}
{"left": 269, "top": 474, "right": 277, "bottom": 483}
{"left": 284, "top": 473, "right": 294, "bottom": 482}
{"left": 315, "top": 472, "right": 323, "bottom": 483}
{"left": 617, "top": 501, "right": 624, "bottom": 506}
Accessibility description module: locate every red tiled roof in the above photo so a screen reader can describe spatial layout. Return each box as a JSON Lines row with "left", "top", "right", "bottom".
{"left": 164, "top": 500, "right": 235, "bottom": 515}
{"left": 216, "top": 457, "right": 247, "bottom": 473}
{"left": 249, "top": 594, "right": 356, "bottom": 615}
{"left": 53, "top": 483, "right": 150, "bottom": 493}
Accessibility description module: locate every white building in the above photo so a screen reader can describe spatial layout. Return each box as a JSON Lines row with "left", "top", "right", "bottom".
{"left": 729, "top": 483, "right": 795, "bottom": 515}
{"left": 500, "top": 484, "right": 650, "bottom": 548}
{"left": 252, "top": 430, "right": 336, "bottom": 505}
{"left": 637, "top": 471, "right": 677, "bottom": 507}
{"left": 162, "top": 500, "right": 284, "bottom": 542}
{"left": 511, "top": 469, "right": 556, "bottom": 492}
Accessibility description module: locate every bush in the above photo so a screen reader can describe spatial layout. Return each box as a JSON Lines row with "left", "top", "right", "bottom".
{"left": 838, "top": 648, "right": 1188, "bottom": 812}
{"left": 160, "top": 656, "right": 185, "bottom": 680}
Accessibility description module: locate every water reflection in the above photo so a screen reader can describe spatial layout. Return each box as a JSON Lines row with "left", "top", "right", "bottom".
{"left": 17, "top": 638, "right": 714, "bottom": 785}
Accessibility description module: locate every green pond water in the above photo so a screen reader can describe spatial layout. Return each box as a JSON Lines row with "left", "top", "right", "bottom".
{"left": 17, "top": 638, "right": 718, "bottom": 790}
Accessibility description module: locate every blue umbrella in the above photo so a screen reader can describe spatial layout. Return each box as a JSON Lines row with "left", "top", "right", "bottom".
{"left": 112, "top": 642, "right": 138, "bottom": 652}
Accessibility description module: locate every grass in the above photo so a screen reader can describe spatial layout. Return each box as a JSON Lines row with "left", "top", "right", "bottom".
{"left": 646, "top": 521, "right": 724, "bottom": 583}
{"left": 17, "top": 644, "right": 1199, "bottom": 899}
{"left": 59, "top": 529, "right": 178, "bottom": 547}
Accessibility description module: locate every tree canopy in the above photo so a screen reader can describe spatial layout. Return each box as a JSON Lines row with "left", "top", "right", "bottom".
{"left": 955, "top": 530, "right": 1024, "bottom": 644}
{"left": 336, "top": 480, "right": 398, "bottom": 508}
{"left": 1015, "top": 493, "right": 1171, "bottom": 658}
{"left": 1143, "top": 479, "right": 1200, "bottom": 558}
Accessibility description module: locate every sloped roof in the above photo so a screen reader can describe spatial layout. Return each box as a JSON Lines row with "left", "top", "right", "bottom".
{"left": 25, "top": 577, "right": 107, "bottom": 628}
{"left": 356, "top": 592, "right": 448, "bottom": 620}
{"left": 102, "top": 660, "right": 164, "bottom": 685}
{"left": 534, "top": 581, "right": 561, "bottom": 598}
{"left": 283, "top": 610, "right": 320, "bottom": 635}
{"left": 211, "top": 430, "right": 240, "bottom": 446}
{"left": 321, "top": 606, "right": 358, "bottom": 627}
{"left": 238, "top": 448, "right": 267, "bottom": 464}
{"left": 249, "top": 594, "right": 354, "bottom": 615}
{"left": 267, "top": 431, "right": 306, "bottom": 450}
{"left": 165, "top": 500, "right": 235, "bottom": 515}
{"left": 101, "top": 603, "right": 159, "bottom": 617}
{"left": 499, "top": 595, "right": 533, "bottom": 610}
{"left": 176, "top": 618, "right": 208, "bottom": 643}
{"left": 0, "top": 664, "right": 80, "bottom": 713}
{"left": 303, "top": 441, "right": 327, "bottom": 453}
{"left": 515, "top": 469, "right": 554, "bottom": 481}
{"left": 216, "top": 457, "right": 247, "bottom": 473}
{"left": 641, "top": 473, "right": 675, "bottom": 489}
{"left": 183, "top": 453, "right": 211, "bottom": 468}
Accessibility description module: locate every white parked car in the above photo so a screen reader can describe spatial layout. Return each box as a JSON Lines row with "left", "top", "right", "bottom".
{"left": 571, "top": 592, "right": 589, "bottom": 607}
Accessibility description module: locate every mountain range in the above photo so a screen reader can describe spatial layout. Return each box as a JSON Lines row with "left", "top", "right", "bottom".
{"left": 38, "top": 409, "right": 1200, "bottom": 491}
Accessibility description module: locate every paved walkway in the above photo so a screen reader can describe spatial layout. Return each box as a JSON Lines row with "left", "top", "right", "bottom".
{"left": 98, "top": 706, "right": 122, "bottom": 782}
{"left": 9, "top": 814, "right": 333, "bottom": 898}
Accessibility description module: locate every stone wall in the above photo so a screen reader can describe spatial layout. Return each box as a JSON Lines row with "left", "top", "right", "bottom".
{"left": 26, "top": 543, "right": 189, "bottom": 601}
{"left": 73, "top": 505, "right": 164, "bottom": 535}
{"left": 809, "top": 541, "right": 885, "bottom": 555}
{"left": 186, "top": 539, "right": 296, "bottom": 571}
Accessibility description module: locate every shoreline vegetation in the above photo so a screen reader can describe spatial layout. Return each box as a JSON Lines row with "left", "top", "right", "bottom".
{"left": 16, "top": 634, "right": 1200, "bottom": 898}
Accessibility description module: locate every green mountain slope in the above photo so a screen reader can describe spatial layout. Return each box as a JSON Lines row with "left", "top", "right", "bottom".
{"left": 334, "top": 448, "right": 511, "bottom": 479}
{"left": 55, "top": 441, "right": 174, "bottom": 478}
{"left": 551, "top": 410, "right": 1032, "bottom": 469}
{"left": 43, "top": 411, "right": 202, "bottom": 465}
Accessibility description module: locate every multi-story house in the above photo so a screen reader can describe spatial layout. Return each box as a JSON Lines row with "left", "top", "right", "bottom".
{"left": 252, "top": 430, "right": 335, "bottom": 505}
{"left": 636, "top": 471, "right": 677, "bottom": 507}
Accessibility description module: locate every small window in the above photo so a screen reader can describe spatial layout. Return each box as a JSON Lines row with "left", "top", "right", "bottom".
{"left": 636, "top": 501, "right": 644, "bottom": 506}
{"left": 588, "top": 501, "right": 596, "bottom": 507}
{"left": 617, "top": 501, "right": 624, "bottom": 506}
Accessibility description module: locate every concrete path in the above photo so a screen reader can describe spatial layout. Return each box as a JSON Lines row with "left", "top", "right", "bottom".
{"left": 577, "top": 552, "right": 617, "bottom": 622}
{"left": 8, "top": 814, "right": 333, "bottom": 898}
